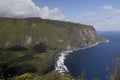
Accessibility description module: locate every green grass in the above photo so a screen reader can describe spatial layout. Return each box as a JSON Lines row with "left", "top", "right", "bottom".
{"left": 0, "top": 17, "right": 101, "bottom": 80}
{"left": 0, "top": 17, "right": 99, "bottom": 50}
{"left": 0, "top": 49, "right": 57, "bottom": 79}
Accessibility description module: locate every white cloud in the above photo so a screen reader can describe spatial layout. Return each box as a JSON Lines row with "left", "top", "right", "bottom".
{"left": 80, "top": 5, "right": 120, "bottom": 31}
{"left": 82, "top": 16, "right": 120, "bottom": 31}
{"left": 102, "top": 5, "right": 120, "bottom": 14}
{"left": 102, "top": 6, "right": 113, "bottom": 10}
{"left": 0, "top": 0, "right": 69, "bottom": 21}
{"left": 81, "top": 12, "right": 96, "bottom": 17}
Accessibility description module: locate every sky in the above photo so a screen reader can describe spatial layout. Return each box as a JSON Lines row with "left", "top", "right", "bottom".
{"left": 0, "top": 0, "right": 120, "bottom": 31}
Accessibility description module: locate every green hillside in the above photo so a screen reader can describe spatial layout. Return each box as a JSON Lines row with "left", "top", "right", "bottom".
{"left": 0, "top": 17, "right": 103, "bottom": 80}
{"left": 0, "top": 17, "right": 101, "bottom": 50}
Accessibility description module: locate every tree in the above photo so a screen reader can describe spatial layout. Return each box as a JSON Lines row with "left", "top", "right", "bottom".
{"left": 33, "top": 43, "right": 47, "bottom": 53}
{"left": 0, "top": 51, "right": 16, "bottom": 79}
{"left": 7, "top": 45, "right": 27, "bottom": 51}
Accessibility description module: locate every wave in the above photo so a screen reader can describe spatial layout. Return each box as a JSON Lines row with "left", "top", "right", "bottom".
{"left": 55, "top": 50, "right": 73, "bottom": 73}
{"left": 106, "top": 40, "right": 109, "bottom": 43}
{"left": 55, "top": 40, "right": 109, "bottom": 74}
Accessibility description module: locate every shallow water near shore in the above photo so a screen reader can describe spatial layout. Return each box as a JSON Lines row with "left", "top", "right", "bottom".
{"left": 65, "top": 31, "right": 120, "bottom": 80}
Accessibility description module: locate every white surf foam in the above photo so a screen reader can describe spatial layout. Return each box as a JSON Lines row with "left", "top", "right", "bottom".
{"left": 106, "top": 40, "right": 109, "bottom": 43}
{"left": 55, "top": 50, "right": 73, "bottom": 73}
{"left": 55, "top": 39, "right": 109, "bottom": 74}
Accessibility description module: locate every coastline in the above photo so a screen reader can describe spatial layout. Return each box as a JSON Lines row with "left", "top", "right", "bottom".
{"left": 55, "top": 50, "right": 73, "bottom": 73}
{"left": 55, "top": 39, "right": 109, "bottom": 74}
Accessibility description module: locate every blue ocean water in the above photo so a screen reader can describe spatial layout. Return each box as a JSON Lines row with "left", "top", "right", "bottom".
{"left": 65, "top": 31, "right": 120, "bottom": 80}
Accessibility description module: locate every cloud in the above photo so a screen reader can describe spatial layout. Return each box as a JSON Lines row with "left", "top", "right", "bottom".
{"left": 0, "top": 0, "right": 69, "bottom": 21}
{"left": 81, "top": 12, "right": 96, "bottom": 17}
{"left": 80, "top": 16, "right": 117, "bottom": 31}
{"left": 102, "top": 6, "right": 113, "bottom": 10}
{"left": 102, "top": 5, "right": 120, "bottom": 14}
{"left": 80, "top": 5, "right": 120, "bottom": 31}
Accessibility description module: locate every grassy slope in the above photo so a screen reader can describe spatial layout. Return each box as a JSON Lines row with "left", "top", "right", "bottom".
{"left": 0, "top": 17, "right": 100, "bottom": 80}
{"left": 0, "top": 18, "right": 69, "bottom": 49}
{"left": 0, "top": 50, "right": 56, "bottom": 78}
{"left": 0, "top": 17, "right": 99, "bottom": 50}
{"left": 1, "top": 49, "right": 84, "bottom": 80}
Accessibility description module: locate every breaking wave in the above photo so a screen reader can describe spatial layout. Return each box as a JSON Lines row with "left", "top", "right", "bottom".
{"left": 55, "top": 40, "right": 109, "bottom": 74}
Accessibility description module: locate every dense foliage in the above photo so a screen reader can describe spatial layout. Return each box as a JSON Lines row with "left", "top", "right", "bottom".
{"left": 11, "top": 71, "right": 73, "bottom": 80}
{"left": 0, "top": 17, "right": 103, "bottom": 80}
{"left": 33, "top": 43, "right": 47, "bottom": 52}
{"left": 109, "top": 55, "right": 120, "bottom": 80}
{"left": 0, "top": 43, "right": 87, "bottom": 80}
{"left": 0, "top": 44, "right": 56, "bottom": 79}
{"left": 6, "top": 45, "right": 28, "bottom": 51}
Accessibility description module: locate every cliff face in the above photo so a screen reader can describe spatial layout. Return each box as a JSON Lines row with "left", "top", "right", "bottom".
{"left": 0, "top": 17, "right": 102, "bottom": 50}
{"left": 69, "top": 26, "right": 98, "bottom": 49}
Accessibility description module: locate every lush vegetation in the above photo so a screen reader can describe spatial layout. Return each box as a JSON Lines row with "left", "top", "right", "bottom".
{"left": 11, "top": 71, "right": 73, "bottom": 80}
{"left": 0, "top": 17, "right": 100, "bottom": 50}
{"left": 109, "top": 55, "right": 120, "bottom": 80}
{"left": 0, "top": 17, "right": 102, "bottom": 80}
{"left": 0, "top": 47, "right": 85, "bottom": 80}
{"left": 0, "top": 43, "right": 56, "bottom": 79}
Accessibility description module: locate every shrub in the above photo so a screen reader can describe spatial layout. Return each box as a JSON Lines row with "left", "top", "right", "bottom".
{"left": 7, "top": 46, "right": 27, "bottom": 51}
{"left": 11, "top": 73, "right": 33, "bottom": 80}
{"left": 33, "top": 43, "right": 47, "bottom": 53}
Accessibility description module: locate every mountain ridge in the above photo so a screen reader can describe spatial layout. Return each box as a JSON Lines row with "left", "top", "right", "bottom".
{"left": 0, "top": 17, "right": 106, "bottom": 80}
{"left": 0, "top": 17, "right": 104, "bottom": 50}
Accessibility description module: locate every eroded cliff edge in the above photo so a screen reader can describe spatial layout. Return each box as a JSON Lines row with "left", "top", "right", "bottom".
{"left": 0, "top": 17, "right": 104, "bottom": 50}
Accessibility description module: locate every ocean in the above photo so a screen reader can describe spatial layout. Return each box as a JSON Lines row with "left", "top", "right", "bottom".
{"left": 63, "top": 31, "right": 120, "bottom": 80}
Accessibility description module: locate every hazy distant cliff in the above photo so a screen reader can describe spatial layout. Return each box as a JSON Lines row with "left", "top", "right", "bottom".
{"left": 0, "top": 17, "right": 103, "bottom": 50}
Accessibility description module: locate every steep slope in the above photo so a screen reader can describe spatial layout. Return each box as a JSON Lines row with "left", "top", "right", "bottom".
{"left": 0, "top": 17, "right": 103, "bottom": 50}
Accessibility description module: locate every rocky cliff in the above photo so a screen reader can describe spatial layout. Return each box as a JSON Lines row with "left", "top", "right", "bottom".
{"left": 0, "top": 17, "right": 103, "bottom": 50}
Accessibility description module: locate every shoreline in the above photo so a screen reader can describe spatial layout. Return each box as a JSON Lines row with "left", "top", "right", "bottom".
{"left": 55, "top": 39, "right": 109, "bottom": 74}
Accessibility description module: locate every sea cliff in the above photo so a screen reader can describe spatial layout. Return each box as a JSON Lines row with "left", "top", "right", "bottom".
{"left": 0, "top": 17, "right": 104, "bottom": 49}
{"left": 0, "top": 17, "right": 105, "bottom": 80}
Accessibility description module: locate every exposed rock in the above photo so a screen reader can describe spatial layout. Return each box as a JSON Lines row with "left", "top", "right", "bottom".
{"left": 26, "top": 36, "right": 32, "bottom": 45}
